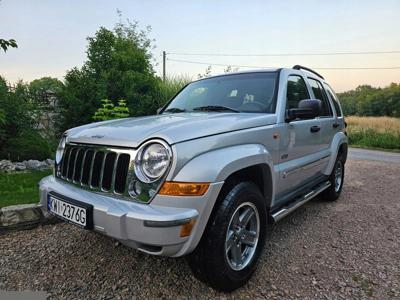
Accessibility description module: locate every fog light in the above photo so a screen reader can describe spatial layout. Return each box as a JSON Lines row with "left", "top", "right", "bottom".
{"left": 128, "top": 180, "right": 142, "bottom": 197}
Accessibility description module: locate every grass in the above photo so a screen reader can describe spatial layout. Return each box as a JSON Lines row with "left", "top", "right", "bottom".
{"left": 346, "top": 116, "right": 400, "bottom": 150}
{"left": 0, "top": 170, "right": 52, "bottom": 208}
{"left": 154, "top": 75, "right": 192, "bottom": 106}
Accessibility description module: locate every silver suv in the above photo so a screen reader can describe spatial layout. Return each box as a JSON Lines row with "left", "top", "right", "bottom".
{"left": 39, "top": 65, "right": 348, "bottom": 291}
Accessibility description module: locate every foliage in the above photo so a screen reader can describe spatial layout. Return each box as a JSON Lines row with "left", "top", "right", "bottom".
{"left": 0, "top": 170, "right": 52, "bottom": 208}
{"left": 5, "top": 130, "right": 52, "bottom": 161}
{"left": 197, "top": 65, "right": 212, "bottom": 79}
{"left": 29, "top": 77, "right": 64, "bottom": 106}
{"left": 338, "top": 83, "right": 400, "bottom": 117}
{"left": 0, "top": 77, "right": 34, "bottom": 150}
{"left": 0, "top": 38, "right": 17, "bottom": 52}
{"left": 223, "top": 65, "right": 239, "bottom": 73}
{"left": 93, "top": 99, "right": 130, "bottom": 121}
{"left": 58, "top": 17, "right": 157, "bottom": 132}
{"left": 0, "top": 76, "right": 57, "bottom": 160}
{"left": 346, "top": 116, "right": 400, "bottom": 150}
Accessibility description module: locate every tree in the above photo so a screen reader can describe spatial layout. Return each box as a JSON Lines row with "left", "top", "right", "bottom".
{"left": 338, "top": 83, "right": 400, "bottom": 117}
{"left": 58, "top": 17, "right": 157, "bottom": 133}
{"left": 0, "top": 76, "right": 52, "bottom": 160}
{"left": 0, "top": 38, "right": 17, "bottom": 52}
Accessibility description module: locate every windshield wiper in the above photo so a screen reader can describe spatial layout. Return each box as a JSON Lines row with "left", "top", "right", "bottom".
{"left": 192, "top": 105, "right": 239, "bottom": 113}
{"left": 163, "top": 107, "right": 186, "bottom": 113}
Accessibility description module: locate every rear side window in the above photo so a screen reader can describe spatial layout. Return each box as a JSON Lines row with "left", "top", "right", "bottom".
{"left": 324, "top": 83, "right": 343, "bottom": 117}
{"left": 286, "top": 75, "right": 310, "bottom": 109}
{"left": 307, "top": 78, "right": 332, "bottom": 117}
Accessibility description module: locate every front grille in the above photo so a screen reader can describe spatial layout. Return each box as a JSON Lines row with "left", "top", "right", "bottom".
{"left": 56, "top": 144, "right": 131, "bottom": 195}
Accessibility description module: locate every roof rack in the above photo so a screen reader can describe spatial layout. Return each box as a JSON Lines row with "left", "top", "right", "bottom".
{"left": 292, "top": 65, "right": 324, "bottom": 80}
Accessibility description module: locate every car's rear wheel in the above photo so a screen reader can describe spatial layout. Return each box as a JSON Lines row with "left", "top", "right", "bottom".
{"left": 321, "top": 154, "right": 345, "bottom": 201}
{"left": 187, "top": 182, "right": 267, "bottom": 292}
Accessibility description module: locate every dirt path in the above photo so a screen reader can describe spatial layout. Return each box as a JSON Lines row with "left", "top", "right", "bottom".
{"left": 1, "top": 159, "right": 399, "bottom": 299}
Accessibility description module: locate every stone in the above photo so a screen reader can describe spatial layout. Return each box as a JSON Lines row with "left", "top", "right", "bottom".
{"left": 0, "top": 160, "right": 15, "bottom": 172}
{"left": 25, "top": 160, "right": 42, "bottom": 170}
{"left": 0, "top": 204, "right": 42, "bottom": 228}
{"left": 45, "top": 159, "right": 55, "bottom": 166}
{"left": 14, "top": 162, "right": 27, "bottom": 171}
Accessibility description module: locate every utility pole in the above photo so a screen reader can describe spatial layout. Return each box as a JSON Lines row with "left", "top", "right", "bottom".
{"left": 162, "top": 51, "right": 166, "bottom": 81}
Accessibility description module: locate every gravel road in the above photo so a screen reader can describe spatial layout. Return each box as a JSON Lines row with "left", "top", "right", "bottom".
{"left": 1, "top": 158, "right": 399, "bottom": 299}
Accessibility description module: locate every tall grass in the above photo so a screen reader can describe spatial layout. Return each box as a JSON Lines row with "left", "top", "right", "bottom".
{"left": 346, "top": 116, "right": 400, "bottom": 150}
{"left": 154, "top": 75, "right": 192, "bottom": 107}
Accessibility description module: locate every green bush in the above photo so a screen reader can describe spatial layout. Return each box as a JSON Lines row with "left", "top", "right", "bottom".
{"left": 3, "top": 130, "right": 52, "bottom": 161}
{"left": 93, "top": 99, "right": 130, "bottom": 121}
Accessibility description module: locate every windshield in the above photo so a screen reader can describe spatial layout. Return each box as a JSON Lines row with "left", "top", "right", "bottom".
{"left": 163, "top": 72, "right": 278, "bottom": 114}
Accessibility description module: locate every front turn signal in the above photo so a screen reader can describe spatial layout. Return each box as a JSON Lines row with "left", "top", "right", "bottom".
{"left": 159, "top": 182, "right": 210, "bottom": 196}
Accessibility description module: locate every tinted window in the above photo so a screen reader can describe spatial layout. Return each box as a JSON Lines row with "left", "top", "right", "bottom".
{"left": 286, "top": 75, "right": 310, "bottom": 109}
{"left": 324, "top": 83, "right": 343, "bottom": 116}
{"left": 163, "top": 72, "right": 278, "bottom": 113}
{"left": 308, "top": 78, "right": 332, "bottom": 117}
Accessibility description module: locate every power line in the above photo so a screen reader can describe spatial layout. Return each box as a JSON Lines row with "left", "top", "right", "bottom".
{"left": 167, "top": 50, "right": 400, "bottom": 57}
{"left": 167, "top": 58, "right": 400, "bottom": 70}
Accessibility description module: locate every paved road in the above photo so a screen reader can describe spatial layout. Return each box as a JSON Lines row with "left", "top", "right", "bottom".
{"left": 348, "top": 147, "right": 400, "bottom": 163}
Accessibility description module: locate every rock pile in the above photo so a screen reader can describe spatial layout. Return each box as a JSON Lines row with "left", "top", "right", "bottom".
{"left": 0, "top": 159, "right": 54, "bottom": 172}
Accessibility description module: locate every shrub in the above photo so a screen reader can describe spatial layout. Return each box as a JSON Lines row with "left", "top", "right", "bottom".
{"left": 3, "top": 130, "right": 52, "bottom": 161}
{"left": 93, "top": 99, "right": 130, "bottom": 121}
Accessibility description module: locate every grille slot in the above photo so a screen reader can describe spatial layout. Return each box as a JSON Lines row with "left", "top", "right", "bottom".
{"left": 57, "top": 145, "right": 131, "bottom": 196}
{"left": 91, "top": 152, "right": 105, "bottom": 188}
{"left": 61, "top": 147, "right": 71, "bottom": 177}
{"left": 81, "top": 150, "right": 94, "bottom": 185}
{"left": 114, "top": 154, "right": 130, "bottom": 194}
{"left": 101, "top": 152, "right": 117, "bottom": 191}
{"left": 67, "top": 148, "right": 78, "bottom": 179}
{"left": 73, "top": 149, "right": 84, "bottom": 182}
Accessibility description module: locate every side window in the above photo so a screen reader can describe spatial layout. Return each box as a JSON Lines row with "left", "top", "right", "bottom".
{"left": 307, "top": 78, "right": 332, "bottom": 117}
{"left": 324, "top": 84, "right": 343, "bottom": 117}
{"left": 286, "top": 75, "right": 310, "bottom": 109}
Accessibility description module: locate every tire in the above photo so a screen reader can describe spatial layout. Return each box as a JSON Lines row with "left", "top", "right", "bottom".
{"left": 187, "top": 182, "right": 267, "bottom": 292}
{"left": 321, "top": 154, "right": 345, "bottom": 201}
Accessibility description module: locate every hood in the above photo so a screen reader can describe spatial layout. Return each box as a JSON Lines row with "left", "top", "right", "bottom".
{"left": 67, "top": 113, "right": 277, "bottom": 148}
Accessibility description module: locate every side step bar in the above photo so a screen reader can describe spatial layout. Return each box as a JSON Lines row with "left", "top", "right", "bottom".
{"left": 271, "top": 181, "right": 331, "bottom": 222}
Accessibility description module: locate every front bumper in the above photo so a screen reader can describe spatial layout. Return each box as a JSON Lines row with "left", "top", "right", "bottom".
{"left": 39, "top": 176, "right": 223, "bottom": 257}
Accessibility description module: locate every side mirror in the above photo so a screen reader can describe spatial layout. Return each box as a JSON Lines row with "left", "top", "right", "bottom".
{"left": 286, "top": 99, "right": 321, "bottom": 121}
{"left": 156, "top": 107, "right": 162, "bottom": 114}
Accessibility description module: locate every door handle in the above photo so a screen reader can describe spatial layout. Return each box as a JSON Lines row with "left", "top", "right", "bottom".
{"left": 310, "top": 125, "right": 320, "bottom": 133}
{"left": 332, "top": 123, "right": 340, "bottom": 128}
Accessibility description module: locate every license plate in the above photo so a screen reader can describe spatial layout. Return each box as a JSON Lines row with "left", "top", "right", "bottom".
{"left": 47, "top": 194, "right": 93, "bottom": 229}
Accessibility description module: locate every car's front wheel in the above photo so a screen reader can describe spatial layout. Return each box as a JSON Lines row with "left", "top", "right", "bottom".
{"left": 188, "top": 182, "right": 267, "bottom": 292}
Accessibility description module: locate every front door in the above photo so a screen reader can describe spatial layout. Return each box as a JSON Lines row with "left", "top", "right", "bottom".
{"left": 276, "top": 75, "right": 322, "bottom": 204}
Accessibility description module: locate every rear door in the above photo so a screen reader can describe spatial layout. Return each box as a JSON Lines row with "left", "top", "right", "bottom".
{"left": 307, "top": 77, "right": 336, "bottom": 153}
{"left": 324, "top": 83, "right": 345, "bottom": 139}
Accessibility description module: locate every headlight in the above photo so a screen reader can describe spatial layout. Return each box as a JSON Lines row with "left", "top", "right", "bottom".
{"left": 55, "top": 134, "right": 67, "bottom": 164}
{"left": 134, "top": 141, "right": 171, "bottom": 183}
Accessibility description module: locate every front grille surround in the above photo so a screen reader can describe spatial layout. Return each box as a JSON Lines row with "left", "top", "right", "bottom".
{"left": 56, "top": 143, "right": 136, "bottom": 198}
{"left": 55, "top": 142, "right": 172, "bottom": 203}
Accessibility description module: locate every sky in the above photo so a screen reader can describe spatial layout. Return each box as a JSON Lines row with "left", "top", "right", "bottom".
{"left": 0, "top": 0, "right": 399, "bottom": 92}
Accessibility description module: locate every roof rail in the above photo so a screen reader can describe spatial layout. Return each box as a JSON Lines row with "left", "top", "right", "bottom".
{"left": 292, "top": 65, "right": 324, "bottom": 80}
